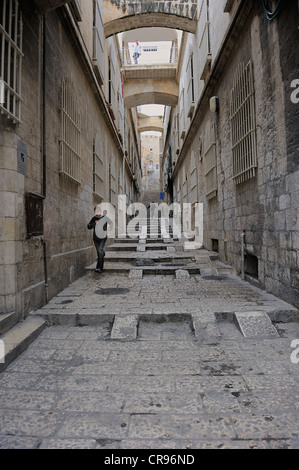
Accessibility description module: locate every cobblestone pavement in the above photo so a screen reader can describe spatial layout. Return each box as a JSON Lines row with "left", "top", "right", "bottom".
{"left": 0, "top": 270, "right": 298, "bottom": 449}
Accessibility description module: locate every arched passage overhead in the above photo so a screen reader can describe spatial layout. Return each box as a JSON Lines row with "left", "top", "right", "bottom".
{"left": 138, "top": 115, "right": 164, "bottom": 134}
{"left": 103, "top": 0, "right": 198, "bottom": 37}
{"left": 123, "top": 78, "right": 178, "bottom": 109}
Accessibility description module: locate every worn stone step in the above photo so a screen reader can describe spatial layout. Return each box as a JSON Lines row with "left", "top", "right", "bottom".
{"left": 113, "top": 238, "right": 139, "bottom": 244}
{"left": 0, "top": 317, "right": 46, "bottom": 372}
{"left": 107, "top": 244, "right": 138, "bottom": 251}
{"left": 0, "top": 312, "right": 19, "bottom": 335}
{"left": 142, "top": 266, "right": 201, "bottom": 275}
{"left": 111, "top": 315, "right": 138, "bottom": 341}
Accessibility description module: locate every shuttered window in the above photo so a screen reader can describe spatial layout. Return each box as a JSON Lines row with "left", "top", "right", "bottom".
{"left": 0, "top": 0, "right": 23, "bottom": 123}
{"left": 230, "top": 61, "right": 257, "bottom": 184}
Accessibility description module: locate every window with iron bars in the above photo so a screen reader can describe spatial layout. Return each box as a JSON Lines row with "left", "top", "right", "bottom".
{"left": 230, "top": 61, "right": 257, "bottom": 185}
{"left": 93, "top": 133, "right": 104, "bottom": 199}
{"left": 60, "top": 77, "right": 81, "bottom": 184}
{"left": 0, "top": 0, "right": 23, "bottom": 124}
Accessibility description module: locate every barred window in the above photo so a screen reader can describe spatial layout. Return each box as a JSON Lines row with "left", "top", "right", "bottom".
{"left": 109, "top": 157, "right": 117, "bottom": 207}
{"left": 93, "top": 0, "right": 104, "bottom": 84}
{"left": 230, "top": 61, "right": 257, "bottom": 184}
{"left": 204, "top": 120, "right": 217, "bottom": 200}
{"left": 60, "top": 77, "right": 81, "bottom": 184}
{"left": 0, "top": 0, "right": 23, "bottom": 123}
{"left": 93, "top": 133, "right": 104, "bottom": 198}
{"left": 198, "top": 0, "right": 211, "bottom": 81}
{"left": 186, "top": 53, "right": 195, "bottom": 118}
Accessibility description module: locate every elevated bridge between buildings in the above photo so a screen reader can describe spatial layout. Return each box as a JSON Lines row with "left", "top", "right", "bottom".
{"left": 137, "top": 114, "right": 164, "bottom": 134}
{"left": 123, "top": 63, "right": 179, "bottom": 109}
{"left": 34, "top": 0, "right": 198, "bottom": 36}
{"left": 103, "top": 0, "right": 198, "bottom": 37}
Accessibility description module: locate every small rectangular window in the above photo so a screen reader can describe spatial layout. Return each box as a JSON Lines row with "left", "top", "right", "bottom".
{"left": 143, "top": 46, "right": 158, "bottom": 52}
{"left": 211, "top": 239, "right": 219, "bottom": 252}
{"left": 245, "top": 253, "right": 258, "bottom": 278}
{"left": 26, "top": 193, "right": 44, "bottom": 238}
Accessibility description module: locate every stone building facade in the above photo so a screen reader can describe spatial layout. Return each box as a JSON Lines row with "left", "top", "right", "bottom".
{"left": 1, "top": 0, "right": 298, "bottom": 327}
{"left": 0, "top": 0, "right": 142, "bottom": 319}
{"left": 141, "top": 133, "right": 161, "bottom": 205}
{"left": 163, "top": 0, "right": 299, "bottom": 308}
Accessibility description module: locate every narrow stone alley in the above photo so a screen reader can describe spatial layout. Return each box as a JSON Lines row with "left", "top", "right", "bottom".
{"left": 0, "top": 218, "right": 298, "bottom": 449}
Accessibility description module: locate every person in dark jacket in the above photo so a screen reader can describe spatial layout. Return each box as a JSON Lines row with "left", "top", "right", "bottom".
{"left": 87, "top": 206, "right": 113, "bottom": 273}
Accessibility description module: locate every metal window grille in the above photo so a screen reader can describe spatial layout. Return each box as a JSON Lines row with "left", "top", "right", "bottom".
{"left": 204, "top": 120, "right": 217, "bottom": 199}
{"left": 60, "top": 77, "right": 81, "bottom": 184}
{"left": 230, "top": 61, "right": 257, "bottom": 185}
{"left": 108, "top": 55, "right": 116, "bottom": 107}
{"left": 109, "top": 158, "right": 117, "bottom": 207}
{"left": 198, "top": 0, "right": 211, "bottom": 80}
{"left": 0, "top": 0, "right": 23, "bottom": 123}
{"left": 93, "top": 133, "right": 104, "bottom": 198}
{"left": 190, "top": 151, "right": 198, "bottom": 204}
{"left": 186, "top": 53, "right": 195, "bottom": 118}
{"left": 182, "top": 167, "right": 188, "bottom": 203}
{"left": 176, "top": 181, "right": 181, "bottom": 206}
{"left": 179, "top": 87, "right": 186, "bottom": 140}
{"left": 93, "top": 0, "right": 104, "bottom": 84}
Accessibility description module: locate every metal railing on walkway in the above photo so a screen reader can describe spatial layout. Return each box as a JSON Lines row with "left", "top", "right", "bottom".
{"left": 122, "top": 45, "right": 178, "bottom": 66}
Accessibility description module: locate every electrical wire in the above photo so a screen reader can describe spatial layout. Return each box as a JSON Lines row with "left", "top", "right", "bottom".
{"left": 262, "top": 0, "right": 288, "bottom": 21}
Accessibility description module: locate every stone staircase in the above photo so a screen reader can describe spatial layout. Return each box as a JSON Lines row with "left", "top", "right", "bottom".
{"left": 86, "top": 216, "right": 219, "bottom": 278}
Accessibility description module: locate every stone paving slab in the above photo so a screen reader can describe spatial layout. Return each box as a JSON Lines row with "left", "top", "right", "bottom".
{"left": 0, "top": 315, "right": 298, "bottom": 449}
{"left": 1, "top": 248, "right": 299, "bottom": 450}
{"left": 234, "top": 311, "right": 279, "bottom": 338}
{"left": 110, "top": 315, "right": 138, "bottom": 341}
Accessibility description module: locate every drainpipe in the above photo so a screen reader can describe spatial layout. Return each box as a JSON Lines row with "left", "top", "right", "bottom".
{"left": 241, "top": 231, "right": 245, "bottom": 280}
{"left": 41, "top": 14, "right": 48, "bottom": 304}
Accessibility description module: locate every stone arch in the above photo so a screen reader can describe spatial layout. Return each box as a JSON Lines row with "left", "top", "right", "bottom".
{"left": 104, "top": 13, "right": 197, "bottom": 37}
{"left": 123, "top": 78, "right": 178, "bottom": 108}
{"left": 103, "top": 0, "right": 198, "bottom": 37}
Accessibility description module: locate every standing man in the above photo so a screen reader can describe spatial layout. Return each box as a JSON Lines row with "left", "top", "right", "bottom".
{"left": 133, "top": 40, "right": 142, "bottom": 64}
{"left": 87, "top": 205, "right": 113, "bottom": 273}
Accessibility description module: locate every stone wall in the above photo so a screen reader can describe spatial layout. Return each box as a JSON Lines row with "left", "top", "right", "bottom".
{"left": 173, "top": 2, "right": 299, "bottom": 308}
{"left": 0, "top": 1, "right": 127, "bottom": 316}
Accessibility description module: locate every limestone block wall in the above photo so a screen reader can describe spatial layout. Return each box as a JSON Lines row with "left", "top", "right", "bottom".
{"left": 172, "top": 2, "right": 299, "bottom": 308}
{"left": 0, "top": 1, "right": 128, "bottom": 317}
{"left": 0, "top": 3, "right": 44, "bottom": 317}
